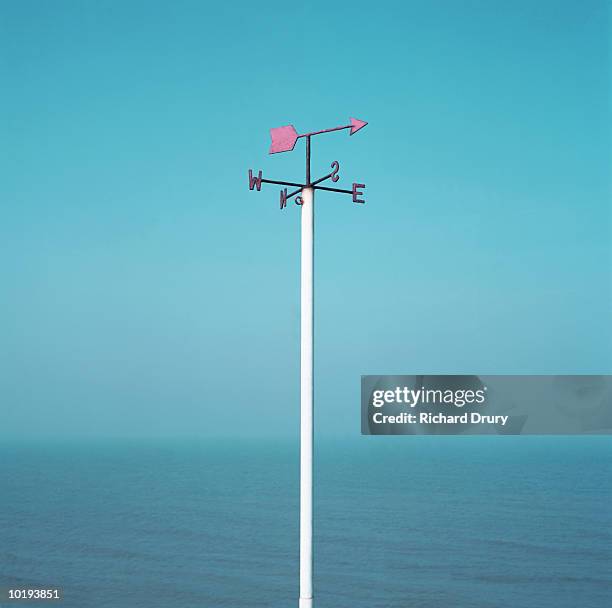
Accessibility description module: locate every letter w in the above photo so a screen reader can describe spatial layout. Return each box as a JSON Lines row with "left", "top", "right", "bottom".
{"left": 249, "top": 170, "right": 263, "bottom": 191}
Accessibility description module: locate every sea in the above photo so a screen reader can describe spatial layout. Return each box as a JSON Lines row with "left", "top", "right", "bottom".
{"left": 1, "top": 437, "right": 611, "bottom": 607}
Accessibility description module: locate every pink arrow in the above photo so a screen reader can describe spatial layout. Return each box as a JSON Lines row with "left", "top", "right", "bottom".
{"left": 269, "top": 117, "right": 367, "bottom": 154}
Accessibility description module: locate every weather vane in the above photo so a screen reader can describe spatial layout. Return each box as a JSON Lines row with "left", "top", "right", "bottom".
{"left": 247, "top": 116, "right": 368, "bottom": 608}
{"left": 248, "top": 116, "right": 367, "bottom": 208}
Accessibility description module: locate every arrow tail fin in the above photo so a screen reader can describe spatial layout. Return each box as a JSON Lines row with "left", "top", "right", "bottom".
{"left": 269, "top": 125, "right": 299, "bottom": 154}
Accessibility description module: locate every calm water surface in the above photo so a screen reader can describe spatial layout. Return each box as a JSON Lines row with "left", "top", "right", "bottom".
{"left": 1, "top": 437, "right": 611, "bottom": 607}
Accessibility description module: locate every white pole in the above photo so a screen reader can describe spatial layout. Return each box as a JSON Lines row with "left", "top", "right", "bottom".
{"left": 299, "top": 186, "right": 314, "bottom": 608}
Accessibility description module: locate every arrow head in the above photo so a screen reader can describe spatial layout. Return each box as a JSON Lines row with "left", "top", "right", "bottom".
{"left": 349, "top": 117, "right": 368, "bottom": 135}
{"left": 269, "top": 125, "right": 299, "bottom": 154}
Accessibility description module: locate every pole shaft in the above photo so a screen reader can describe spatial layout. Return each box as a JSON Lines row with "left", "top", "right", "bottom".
{"left": 299, "top": 187, "right": 314, "bottom": 608}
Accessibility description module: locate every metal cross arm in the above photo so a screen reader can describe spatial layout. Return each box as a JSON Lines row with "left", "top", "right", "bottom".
{"left": 248, "top": 162, "right": 365, "bottom": 208}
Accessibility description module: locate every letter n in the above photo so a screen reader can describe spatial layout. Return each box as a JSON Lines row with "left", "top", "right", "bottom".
{"left": 280, "top": 188, "right": 287, "bottom": 209}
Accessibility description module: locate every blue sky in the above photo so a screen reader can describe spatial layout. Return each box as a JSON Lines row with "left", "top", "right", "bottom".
{"left": 1, "top": 0, "right": 610, "bottom": 439}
